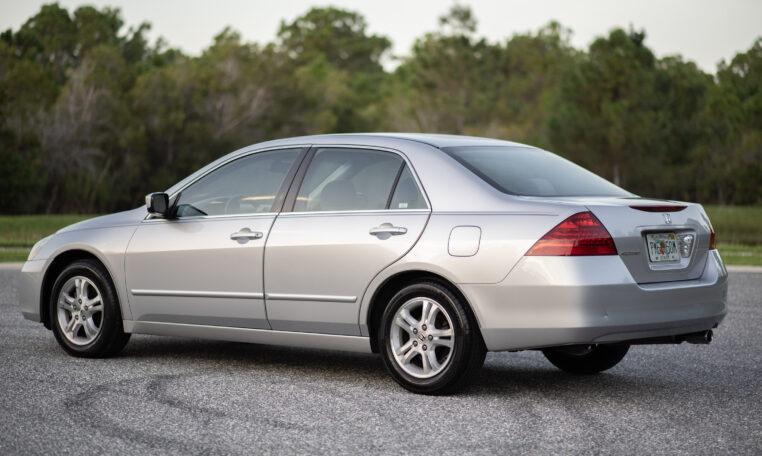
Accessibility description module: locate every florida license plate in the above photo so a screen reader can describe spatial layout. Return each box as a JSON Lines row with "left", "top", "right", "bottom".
{"left": 646, "top": 233, "right": 679, "bottom": 262}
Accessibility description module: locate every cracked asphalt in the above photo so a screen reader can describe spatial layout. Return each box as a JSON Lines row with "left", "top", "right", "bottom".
{"left": 1, "top": 268, "right": 760, "bottom": 455}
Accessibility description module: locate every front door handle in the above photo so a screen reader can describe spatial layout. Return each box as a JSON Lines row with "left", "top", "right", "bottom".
{"left": 369, "top": 224, "right": 408, "bottom": 236}
{"left": 230, "top": 228, "right": 263, "bottom": 243}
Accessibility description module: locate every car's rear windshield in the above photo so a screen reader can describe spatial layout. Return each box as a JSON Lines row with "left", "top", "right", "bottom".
{"left": 442, "top": 146, "right": 632, "bottom": 197}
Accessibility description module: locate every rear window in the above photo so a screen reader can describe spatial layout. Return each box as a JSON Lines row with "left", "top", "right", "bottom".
{"left": 442, "top": 146, "right": 632, "bottom": 197}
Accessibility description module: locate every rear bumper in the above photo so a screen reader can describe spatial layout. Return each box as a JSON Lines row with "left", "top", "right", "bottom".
{"left": 462, "top": 250, "right": 728, "bottom": 351}
{"left": 19, "top": 259, "right": 45, "bottom": 322}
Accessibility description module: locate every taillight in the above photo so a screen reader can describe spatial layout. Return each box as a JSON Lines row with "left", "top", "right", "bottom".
{"left": 526, "top": 212, "right": 617, "bottom": 256}
{"left": 709, "top": 229, "right": 716, "bottom": 250}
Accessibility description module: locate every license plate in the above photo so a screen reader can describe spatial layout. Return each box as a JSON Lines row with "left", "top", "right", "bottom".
{"left": 646, "top": 233, "right": 680, "bottom": 262}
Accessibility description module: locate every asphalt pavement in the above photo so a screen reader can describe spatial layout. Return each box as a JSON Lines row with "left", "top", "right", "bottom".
{"left": 1, "top": 268, "right": 760, "bottom": 455}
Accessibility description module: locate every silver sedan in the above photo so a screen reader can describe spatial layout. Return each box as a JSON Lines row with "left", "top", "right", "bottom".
{"left": 19, "top": 134, "right": 727, "bottom": 394}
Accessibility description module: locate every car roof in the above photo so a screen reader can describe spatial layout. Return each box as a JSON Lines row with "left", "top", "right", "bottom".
{"left": 252, "top": 133, "right": 530, "bottom": 150}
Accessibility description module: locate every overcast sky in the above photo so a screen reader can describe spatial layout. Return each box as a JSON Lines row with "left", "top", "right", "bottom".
{"left": 1, "top": 0, "right": 760, "bottom": 72}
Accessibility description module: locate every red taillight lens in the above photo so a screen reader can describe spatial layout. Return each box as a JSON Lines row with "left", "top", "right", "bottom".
{"left": 709, "top": 229, "right": 716, "bottom": 250}
{"left": 526, "top": 212, "right": 617, "bottom": 256}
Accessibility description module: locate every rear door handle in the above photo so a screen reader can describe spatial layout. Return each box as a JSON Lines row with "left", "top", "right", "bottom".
{"left": 369, "top": 224, "right": 408, "bottom": 236}
{"left": 230, "top": 228, "right": 263, "bottom": 242}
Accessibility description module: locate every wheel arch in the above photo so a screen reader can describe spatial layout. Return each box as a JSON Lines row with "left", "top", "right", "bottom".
{"left": 366, "top": 269, "right": 484, "bottom": 353}
{"left": 40, "top": 249, "right": 118, "bottom": 330}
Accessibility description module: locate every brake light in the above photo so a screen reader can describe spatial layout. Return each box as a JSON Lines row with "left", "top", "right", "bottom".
{"left": 709, "top": 229, "right": 716, "bottom": 250}
{"left": 526, "top": 212, "right": 617, "bottom": 256}
{"left": 630, "top": 205, "right": 687, "bottom": 212}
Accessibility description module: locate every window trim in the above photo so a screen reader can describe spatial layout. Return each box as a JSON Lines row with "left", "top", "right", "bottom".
{"left": 143, "top": 145, "right": 310, "bottom": 222}
{"left": 385, "top": 162, "right": 406, "bottom": 210}
{"left": 281, "top": 145, "right": 430, "bottom": 214}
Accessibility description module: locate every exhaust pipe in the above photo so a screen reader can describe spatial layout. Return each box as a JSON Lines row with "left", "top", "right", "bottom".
{"left": 682, "top": 330, "right": 713, "bottom": 344}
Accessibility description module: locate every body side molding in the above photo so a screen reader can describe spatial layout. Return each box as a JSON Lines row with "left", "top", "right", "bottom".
{"left": 130, "top": 289, "right": 265, "bottom": 299}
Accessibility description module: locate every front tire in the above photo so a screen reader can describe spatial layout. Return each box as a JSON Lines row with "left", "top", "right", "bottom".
{"left": 49, "top": 259, "right": 130, "bottom": 358}
{"left": 378, "top": 281, "right": 485, "bottom": 394}
{"left": 542, "top": 344, "right": 629, "bottom": 374}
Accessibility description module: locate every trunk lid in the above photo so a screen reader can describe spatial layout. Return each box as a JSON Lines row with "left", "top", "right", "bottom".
{"left": 523, "top": 196, "right": 713, "bottom": 284}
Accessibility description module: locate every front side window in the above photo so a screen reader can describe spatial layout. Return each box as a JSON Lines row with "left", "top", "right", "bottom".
{"left": 294, "top": 148, "right": 409, "bottom": 212}
{"left": 443, "top": 146, "right": 632, "bottom": 197}
{"left": 175, "top": 148, "right": 300, "bottom": 217}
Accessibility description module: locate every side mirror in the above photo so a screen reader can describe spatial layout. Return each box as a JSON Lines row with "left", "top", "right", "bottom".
{"left": 145, "top": 192, "right": 170, "bottom": 217}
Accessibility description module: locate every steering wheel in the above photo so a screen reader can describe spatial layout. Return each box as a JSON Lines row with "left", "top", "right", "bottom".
{"left": 223, "top": 194, "right": 248, "bottom": 214}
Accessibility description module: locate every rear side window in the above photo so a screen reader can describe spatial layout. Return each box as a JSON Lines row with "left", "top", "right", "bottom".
{"left": 295, "top": 148, "right": 418, "bottom": 212}
{"left": 443, "top": 146, "right": 631, "bottom": 197}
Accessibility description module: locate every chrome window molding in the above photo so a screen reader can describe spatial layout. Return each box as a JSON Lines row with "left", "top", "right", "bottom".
{"left": 278, "top": 209, "right": 431, "bottom": 218}
{"left": 142, "top": 212, "right": 279, "bottom": 223}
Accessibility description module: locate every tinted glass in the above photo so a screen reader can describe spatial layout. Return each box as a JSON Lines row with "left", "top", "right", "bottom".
{"left": 295, "top": 148, "right": 403, "bottom": 212}
{"left": 389, "top": 165, "right": 427, "bottom": 209}
{"left": 443, "top": 146, "right": 631, "bottom": 197}
{"left": 175, "top": 148, "right": 300, "bottom": 217}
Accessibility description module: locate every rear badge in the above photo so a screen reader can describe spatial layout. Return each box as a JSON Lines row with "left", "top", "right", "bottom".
{"left": 663, "top": 213, "right": 672, "bottom": 224}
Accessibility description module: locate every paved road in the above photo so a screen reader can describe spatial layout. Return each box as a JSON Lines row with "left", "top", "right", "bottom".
{"left": 1, "top": 269, "right": 760, "bottom": 455}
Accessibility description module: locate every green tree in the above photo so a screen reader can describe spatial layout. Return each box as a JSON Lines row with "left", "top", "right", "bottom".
{"left": 694, "top": 38, "right": 762, "bottom": 204}
{"left": 277, "top": 7, "right": 390, "bottom": 73}
{"left": 550, "top": 28, "right": 664, "bottom": 188}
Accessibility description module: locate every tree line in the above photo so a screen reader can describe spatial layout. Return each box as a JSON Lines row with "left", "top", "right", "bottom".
{"left": 1, "top": 3, "right": 760, "bottom": 214}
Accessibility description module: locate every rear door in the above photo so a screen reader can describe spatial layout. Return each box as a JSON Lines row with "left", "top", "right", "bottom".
{"left": 264, "top": 147, "right": 430, "bottom": 335}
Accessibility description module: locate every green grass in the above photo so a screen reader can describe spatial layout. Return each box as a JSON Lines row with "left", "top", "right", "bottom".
{"left": 0, "top": 214, "right": 95, "bottom": 248}
{"left": 0, "top": 249, "right": 31, "bottom": 263}
{"left": 0, "top": 209, "right": 760, "bottom": 265}
{"left": 715, "top": 243, "right": 762, "bottom": 267}
{"left": 704, "top": 205, "right": 762, "bottom": 246}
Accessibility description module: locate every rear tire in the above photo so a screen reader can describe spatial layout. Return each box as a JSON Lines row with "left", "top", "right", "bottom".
{"left": 49, "top": 259, "right": 130, "bottom": 358}
{"left": 378, "top": 281, "right": 485, "bottom": 394}
{"left": 542, "top": 344, "right": 629, "bottom": 374}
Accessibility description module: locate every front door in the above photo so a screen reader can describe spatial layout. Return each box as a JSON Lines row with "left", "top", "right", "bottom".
{"left": 264, "top": 147, "right": 430, "bottom": 335}
{"left": 125, "top": 147, "right": 302, "bottom": 328}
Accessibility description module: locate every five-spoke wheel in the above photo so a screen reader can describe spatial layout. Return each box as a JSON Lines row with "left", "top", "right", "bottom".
{"left": 57, "top": 276, "right": 104, "bottom": 345}
{"left": 390, "top": 297, "right": 454, "bottom": 378}
{"left": 379, "top": 281, "right": 485, "bottom": 394}
{"left": 50, "top": 259, "right": 130, "bottom": 357}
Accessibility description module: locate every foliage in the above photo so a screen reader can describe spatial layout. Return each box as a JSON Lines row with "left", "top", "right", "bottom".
{"left": 0, "top": 214, "right": 94, "bottom": 247}
{"left": 0, "top": 3, "right": 760, "bottom": 214}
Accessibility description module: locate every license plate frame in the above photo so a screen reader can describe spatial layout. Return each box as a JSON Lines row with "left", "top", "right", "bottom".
{"left": 646, "top": 233, "right": 680, "bottom": 262}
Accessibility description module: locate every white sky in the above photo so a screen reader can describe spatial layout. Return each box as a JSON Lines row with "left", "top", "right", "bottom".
{"left": 1, "top": 0, "right": 760, "bottom": 73}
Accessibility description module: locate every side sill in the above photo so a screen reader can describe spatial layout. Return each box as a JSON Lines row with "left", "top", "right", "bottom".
{"left": 123, "top": 320, "right": 373, "bottom": 354}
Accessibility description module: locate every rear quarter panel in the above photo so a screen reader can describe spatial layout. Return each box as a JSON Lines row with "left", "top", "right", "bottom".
{"left": 358, "top": 206, "right": 581, "bottom": 335}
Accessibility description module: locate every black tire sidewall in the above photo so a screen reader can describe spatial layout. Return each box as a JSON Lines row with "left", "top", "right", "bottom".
{"left": 542, "top": 344, "right": 630, "bottom": 374}
{"left": 378, "top": 282, "right": 480, "bottom": 393}
{"left": 50, "top": 260, "right": 123, "bottom": 357}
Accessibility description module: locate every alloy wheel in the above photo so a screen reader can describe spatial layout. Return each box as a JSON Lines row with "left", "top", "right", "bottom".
{"left": 390, "top": 297, "right": 454, "bottom": 378}
{"left": 56, "top": 276, "right": 104, "bottom": 345}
